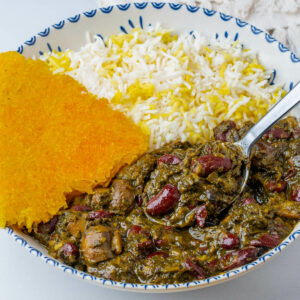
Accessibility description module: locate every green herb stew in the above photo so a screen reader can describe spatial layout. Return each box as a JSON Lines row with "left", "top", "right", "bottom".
{"left": 29, "top": 117, "right": 300, "bottom": 284}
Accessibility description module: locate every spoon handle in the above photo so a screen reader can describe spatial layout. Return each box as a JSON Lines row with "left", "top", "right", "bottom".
{"left": 236, "top": 82, "right": 300, "bottom": 156}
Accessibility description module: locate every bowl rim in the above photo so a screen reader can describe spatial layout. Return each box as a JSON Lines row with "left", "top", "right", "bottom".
{"left": 8, "top": 0, "right": 300, "bottom": 292}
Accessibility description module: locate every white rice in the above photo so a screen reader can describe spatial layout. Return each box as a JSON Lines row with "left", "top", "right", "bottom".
{"left": 42, "top": 25, "right": 284, "bottom": 149}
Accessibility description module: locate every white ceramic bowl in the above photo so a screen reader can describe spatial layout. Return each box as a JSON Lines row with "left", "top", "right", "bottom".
{"left": 6, "top": 1, "right": 300, "bottom": 292}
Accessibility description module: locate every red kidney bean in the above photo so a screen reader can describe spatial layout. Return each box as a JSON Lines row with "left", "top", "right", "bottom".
{"left": 61, "top": 243, "right": 78, "bottom": 257}
{"left": 214, "top": 120, "right": 236, "bottom": 142}
{"left": 192, "top": 155, "right": 232, "bottom": 177}
{"left": 154, "top": 239, "right": 167, "bottom": 247}
{"left": 291, "top": 185, "right": 300, "bottom": 202}
{"left": 264, "top": 128, "right": 290, "bottom": 139}
{"left": 187, "top": 204, "right": 196, "bottom": 210}
{"left": 207, "top": 258, "right": 219, "bottom": 270}
{"left": 88, "top": 210, "right": 114, "bottom": 220}
{"left": 284, "top": 167, "right": 296, "bottom": 180}
{"left": 146, "top": 184, "right": 180, "bottom": 216}
{"left": 38, "top": 215, "right": 58, "bottom": 234}
{"left": 128, "top": 225, "right": 150, "bottom": 237}
{"left": 242, "top": 198, "right": 256, "bottom": 205}
{"left": 138, "top": 240, "right": 153, "bottom": 251}
{"left": 146, "top": 251, "right": 169, "bottom": 259}
{"left": 195, "top": 204, "right": 207, "bottom": 227}
{"left": 184, "top": 258, "right": 206, "bottom": 280}
{"left": 265, "top": 180, "right": 287, "bottom": 192}
{"left": 157, "top": 154, "right": 182, "bottom": 165}
{"left": 135, "top": 195, "right": 143, "bottom": 207}
{"left": 250, "top": 233, "right": 281, "bottom": 248}
{"left": 129, "top": 225, "right": 142, "bottom": 234}
{"left": 221, "top": 233, "right": 240, "bottom": 249}
{"left": 220, "top": 247, "right": 259, "bottom": 271}
{"left": 71, "top": 204, "right": 92, "bottom": 212}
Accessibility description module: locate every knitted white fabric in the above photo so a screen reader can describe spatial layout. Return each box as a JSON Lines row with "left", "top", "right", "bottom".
{"left": 97, "top": 0, "right": 300, "bottom": 55}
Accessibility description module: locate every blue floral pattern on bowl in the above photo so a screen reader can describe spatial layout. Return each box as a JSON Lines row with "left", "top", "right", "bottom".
{"left": 6, "top": 226, "right": 300, "bottom": 290}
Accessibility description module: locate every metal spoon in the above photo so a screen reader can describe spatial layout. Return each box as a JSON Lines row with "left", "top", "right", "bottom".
{"left": 234, "top": 81, "right": 300, "bottom": 193}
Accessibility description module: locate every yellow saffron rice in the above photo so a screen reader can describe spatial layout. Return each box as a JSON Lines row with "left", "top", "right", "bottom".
{"left": 0, "top": 52, "right": 148, "bottom": 229}
{"left": 43, "top": 27, "right": 285, "bottom": 149}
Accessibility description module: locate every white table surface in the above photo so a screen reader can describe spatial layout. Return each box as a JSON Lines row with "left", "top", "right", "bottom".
{"left": 0, "top": 1, "right": 299, "bottom": 300}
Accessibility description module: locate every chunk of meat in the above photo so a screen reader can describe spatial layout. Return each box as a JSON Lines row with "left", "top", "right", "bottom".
{"left": 116, "top": 152, "right": 159, "bottom": 189}
{"left": 81, "top": 225, "right": 115, "bottom": 265}
{"left": 110, "top": 179, "right": 135, "bottom": 214}
{"left": 87, "top": 187, "right": 111, "bottom": 208}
